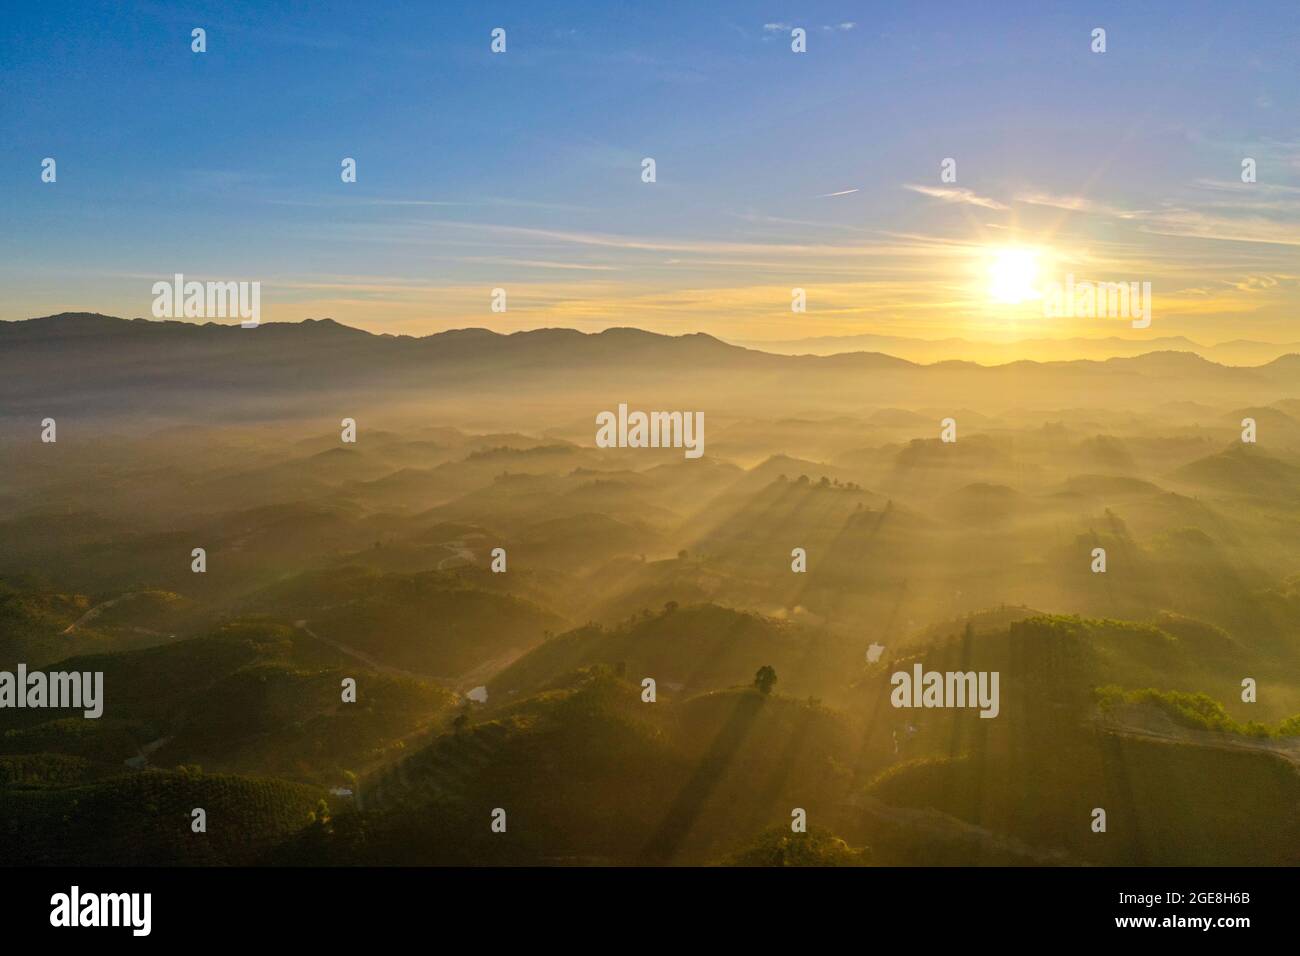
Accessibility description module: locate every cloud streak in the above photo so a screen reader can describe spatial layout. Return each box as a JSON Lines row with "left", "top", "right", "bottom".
{"left": 904, "top": 184, "right": 1009, "bottom": 211}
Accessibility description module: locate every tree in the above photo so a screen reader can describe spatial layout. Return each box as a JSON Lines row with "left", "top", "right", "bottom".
{"left": 727, "top": 825, "right": 869, "bottom": 867}
{"left": 754, "top": 665, "right": 777, "bottom": 695}
{"left": 452, "top": 705, "right": 471, "bottom": 735}
{"left": 309, "top": 798, "right": 331, "bottom": 826}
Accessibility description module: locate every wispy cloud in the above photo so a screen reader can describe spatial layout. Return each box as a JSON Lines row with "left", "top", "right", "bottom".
{"left": 904, "top": 184, "right": 1009, "bottom": 211}
{"left": 1014, "top": 191, "right": 1144, "bottom": 218}
{"left": 818, "top": 188, "right": 860, "bottom": 198}
{"left": 455, "top": 257, "right": 617, "bottom": 272}
{"left": 264, "top": 196, "right": 592, "bottom": 213}
{"left": 1139, "top": 209, "right": 1300, "bottom": 247}
{"left": 764, "top": 21, "right": 856, "bottom": 34}
{"left": 1230, "top": 274, "right": 1285, "bottom": 292}
{"left": 1013, "top": 184, "right": 1300, "bottom": 246}
{"left": 317, "top": 219, "right": 876, "bottom": 258}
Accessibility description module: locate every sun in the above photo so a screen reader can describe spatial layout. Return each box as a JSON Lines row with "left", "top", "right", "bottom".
{"left": 986, "top": 247, "right": 1042, "bottom": 305}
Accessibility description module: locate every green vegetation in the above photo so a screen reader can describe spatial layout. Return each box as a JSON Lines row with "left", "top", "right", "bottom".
{"left": 0, "top": 768, "right": 323, "bottom": 865}
{"left": 725, "top": 825, "right": 869, "bottom": 866}
{"left": 0, "top": 622, "right": 458, "bottom": 785}
{"left": 1096, "top": 686, "right": 1299, "bottom": 738}
{"left": 3, "top": 363, "right": 1300, "bottom": 866}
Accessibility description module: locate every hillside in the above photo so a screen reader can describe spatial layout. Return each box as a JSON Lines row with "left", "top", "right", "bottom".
{"left": 330, "top": 671, "right": 863, "bottom": 865}
{"left": 0, "top": 767, "right": 325, "bottom": 865}
{"left": 490, "top": 603, "right": 856, "bottom": 702}
{"left": 0, "top": 621, "right": 458, "bottom": 785}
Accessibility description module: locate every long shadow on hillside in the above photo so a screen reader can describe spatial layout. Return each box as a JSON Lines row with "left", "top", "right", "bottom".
{"left": 641, "top": 692, "right": 764, "bottom": 863}
{"left": 1097, "top": 730, "right": 1152, "bottom": 865}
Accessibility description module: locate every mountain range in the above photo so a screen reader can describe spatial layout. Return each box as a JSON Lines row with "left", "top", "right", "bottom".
{"left": 2, "top": 313, "right": 1297, "bottom": 427}
{"left": 735, "top": 331, "right": 1300, "bottom": 366}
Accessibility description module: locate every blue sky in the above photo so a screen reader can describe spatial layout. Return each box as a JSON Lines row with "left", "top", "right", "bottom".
{"left": 3, "top": 1, "right": 1298, "bottom": 342}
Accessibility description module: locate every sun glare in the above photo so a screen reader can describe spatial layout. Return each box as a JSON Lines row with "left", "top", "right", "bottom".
{"left": 987, "top": 247, "right": 1042, "bottom": 305}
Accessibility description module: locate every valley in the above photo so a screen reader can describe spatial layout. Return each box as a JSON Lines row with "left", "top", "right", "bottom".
{"left": 1, "top": 314, "right": 1299, "bottom": 866}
